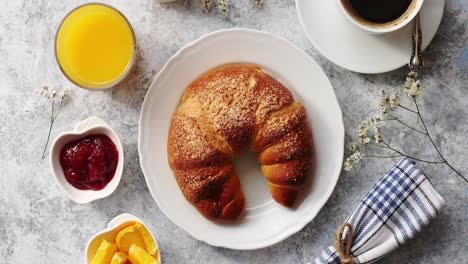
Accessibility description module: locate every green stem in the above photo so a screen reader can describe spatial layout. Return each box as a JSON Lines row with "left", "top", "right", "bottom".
{"left": 413, "top": 98, "right": 444, "bottom": 160}
{"left": 41, "top": 99, "right": 55, "bottom": 159}
{"left": 444, "top": 161, "right": 467, "bottom": 182}
{"left": 53, "top": 97, "right": 64, "bottom": 121}
{"left": 380, "top": 138, "right": 444, "bottom": 164}
{"left": 370, "top": 142, "right": 389, "bottom": 149}
{"left": 384, "top": 112, "right": 427, "bottom": 135}
{"left": 413, "top": 97, "right": 467, "bottom": 182}
{"left": 398, "top": 104, "right": 418, "bottom": 113}
{"left": 363, "top": 154, "right": 403, "bottom": 159}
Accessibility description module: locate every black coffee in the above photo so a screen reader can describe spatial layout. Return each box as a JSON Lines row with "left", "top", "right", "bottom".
{"left": 348, "top": 0, "right": 413, "bottom": 23}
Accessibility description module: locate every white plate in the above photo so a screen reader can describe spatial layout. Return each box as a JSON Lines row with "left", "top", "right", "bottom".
{"left": 138, "top": 28, "right": 344, "bottom": 250}
{"left": 295, "top": 0, "right": 444, "bottom": 74}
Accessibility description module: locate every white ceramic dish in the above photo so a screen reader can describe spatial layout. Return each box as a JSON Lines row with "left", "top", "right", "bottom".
{"left": 138, "top": 28, "right": 344, "bottom": 250}
{"left": 335, "top": 0, "right": 424, "bottom": 34}
{"left": 85, "top": 213, "right": 161, "bottom": 263}
{"left": 50, "top": 116, "right": 124, "bottom": 204}
{"left": 296, "top": 0, "right": 444, "bottom": 73}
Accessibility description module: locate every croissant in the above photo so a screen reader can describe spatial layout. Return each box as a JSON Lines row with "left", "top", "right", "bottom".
{"left": 167, "top": 64, "right": 313, "bottom": 221}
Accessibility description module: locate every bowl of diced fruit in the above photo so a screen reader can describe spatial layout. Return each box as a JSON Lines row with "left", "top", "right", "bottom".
{"left": 86, "top": 213, "right": 160, "bottom": 264}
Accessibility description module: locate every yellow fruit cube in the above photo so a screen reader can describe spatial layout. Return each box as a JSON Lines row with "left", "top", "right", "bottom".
{"left": 128, "top": 244, "right": 159, "bottom": 264}
{"left": 135, "top": 222, "right": 158, "bottom": 256}
{"left": 91, "top": 239, "right": 118, "bottom": 264}
{"left": 116, "top": 225, "right": 146, "bottom": 253}
{"left": 111, "top": 252, "right": 128, "bottom": 264}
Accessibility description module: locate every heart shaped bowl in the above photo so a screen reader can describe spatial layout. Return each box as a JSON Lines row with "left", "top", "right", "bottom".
{"left": 86, "top": 213, "right": 161, "bottom": 263}
{"left": 49, "top": 116, "right": 124, "bottom": 204}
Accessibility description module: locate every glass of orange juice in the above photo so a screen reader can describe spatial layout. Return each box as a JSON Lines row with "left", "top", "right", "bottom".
{"left": 55, "top": 3, "right": 136, "bottom": 89}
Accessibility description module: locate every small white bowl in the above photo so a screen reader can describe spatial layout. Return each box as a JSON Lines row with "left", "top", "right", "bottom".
{"left": 49, "top": 116, "right": 124, "bottom": 204}
{"left": 85, "top": 213, "right": 161, "bottom": 263}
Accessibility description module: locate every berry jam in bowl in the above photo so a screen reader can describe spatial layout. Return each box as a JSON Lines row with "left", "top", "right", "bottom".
{"left": 50, "top": 116, "right": 124, "bottom": 204}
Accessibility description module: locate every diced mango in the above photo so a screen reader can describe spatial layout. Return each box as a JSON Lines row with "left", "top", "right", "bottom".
{"left": 91, "top": 239, "right": 118, "bottom": 264}
{"left": 111, "top": 252, "right": 128, "bottom": 264}
{"left": 135, "top": 222, "right": 158, "bottom": 256}
{"left": 116, "top": 225, "right": 146, "bottom": 253}
{"left": 128, "top": 244, "right": 159, "bottom": 264}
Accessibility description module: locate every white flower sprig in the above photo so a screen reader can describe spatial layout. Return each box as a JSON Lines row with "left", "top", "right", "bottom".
{"left": 217, "top": 0, "right": 228, "bottom": 17}
{"left": 357, "top": 116, "right": 381, "bottom": 145}
{"left": 403, "top": 71, "right": 421, "bottom": 97}
{"left": 345, "top": 71, "right": 466, "bottom": 183}
{"left": 254, "top": 0, "right": 264, "bottom": 7}
{"left": 201, "top": 0, "right": 212, "bottom": 13}
{"left": 36, "top": 86, "right": 70, "bottom": 159}
{"left": 199, "top": 0, "right": 264, "bottom": 16}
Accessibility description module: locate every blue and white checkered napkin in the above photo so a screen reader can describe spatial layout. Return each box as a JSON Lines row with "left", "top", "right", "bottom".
{"left": 315, "top": 158, "right": 446, "bottom": 264}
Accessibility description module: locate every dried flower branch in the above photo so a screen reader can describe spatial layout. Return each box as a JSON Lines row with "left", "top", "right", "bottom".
{"left": 198, "top": 0, "right": 264, "bottom": 16}
{"left": 344, "top": 71, "right": 466, "bottom": 183}
{"left": 201, "top": 0, "right": 212, "bottom": 13}
{"left": 254, "top": 0, "right": 264, "bottom": 8}
{"left": 217, "top": 0, "right": 228, "bottom": 17}
{"left": 36, "top": 86, "right": 70, "bottom": 159}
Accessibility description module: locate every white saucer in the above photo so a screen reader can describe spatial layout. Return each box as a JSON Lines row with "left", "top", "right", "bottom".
{"left": 138, "top": 28, "right": 344, "bottom": 250}
{"left": 295, "top": 0, "right": 444, "bottom": 74}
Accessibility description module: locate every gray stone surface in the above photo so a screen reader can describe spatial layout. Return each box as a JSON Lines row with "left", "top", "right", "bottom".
{"left": 1, "top": 0, "right": 466, "bottom": 263}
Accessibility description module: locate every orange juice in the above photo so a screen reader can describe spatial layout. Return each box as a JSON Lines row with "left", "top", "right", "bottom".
{"left": 55, "top": 4, "right": 135, "bottom": 89}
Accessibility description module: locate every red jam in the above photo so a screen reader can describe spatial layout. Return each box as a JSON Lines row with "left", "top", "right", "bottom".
{"left": 60, "top": 134, "right": 119, "bottom": 191}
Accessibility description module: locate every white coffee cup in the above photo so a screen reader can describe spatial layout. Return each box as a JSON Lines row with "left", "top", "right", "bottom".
{"left": 336, "top": 0, "right": 424, "bottom": 34}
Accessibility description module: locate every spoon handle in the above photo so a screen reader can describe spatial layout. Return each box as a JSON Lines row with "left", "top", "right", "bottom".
{"left": 409, "top": 13, "right": 423, "bottom": 75}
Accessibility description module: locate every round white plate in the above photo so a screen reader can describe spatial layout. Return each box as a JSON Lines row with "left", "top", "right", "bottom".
{"left": 138, "top": 28, "right": 344, "bottom": 250}
{"left": 295, "top": 0, "right": 444, "bottom": 74}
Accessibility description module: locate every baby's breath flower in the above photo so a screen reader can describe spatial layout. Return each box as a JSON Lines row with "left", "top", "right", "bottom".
{"left": 369, "top": 116, "right": 381, "bottom": 128}
{"left": 60, "top": 88, "right": 70, "bottom": 100}
{"left": 403, "top": 71, "right": 421, "bottom": 97}
{"left": 389, "top": 92, "right": 400, "bottom": 108}
{"left": 48, "top": 89, "right": 57, "bottom": 101}
{"left": 254, "top": 0, "right": 264, "bottom": 7}
{"left": 36, "top": 86, "right": 49, "bottom": 97}
{"left": 217, "top": 0, "right": 228, "bottom": 17}
{"left": 378, "top": 90, "right": 388, "bottom": 115}
{"left": 374, "top": 131, "right": 382, "bottom": 144}
{"left": 373, "top": 123, "right": 382, "bottom": 143}
{"left": 357, "top": 116, "right": 382, "bottom": 145}
{"left": 201, "top": 0, "right": 212, "bottom": 13}
{"left": 38, "top": 86, "right": 70, "bottom": 159}
{"left": 409, "top": 80, "right": 421, "bottom": 97}
{"left": 357, "top": 119, "right": 369, "bottom": 137}
{"left": 357, "top": 119, "right": 370, "bottom": 144}
{"left": 344, "top": 158, "right": 353, "bottom": 171}
{"left": 368, "top": 116, "right": 382, "bottom": 143}
{"left": 351, "top": 151, "right": 363, "bottom": 163}
{"left": 347, "top": 142, "right": 358, "bottom": 152}
{"left": 344, "top": 151, "right": 363, "bottom": 171}
{"left": 403, "top": 76, "right": 414, "bottom": 92}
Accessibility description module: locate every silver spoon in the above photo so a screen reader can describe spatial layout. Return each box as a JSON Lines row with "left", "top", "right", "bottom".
{"left": 409, "top": 13, "right": 423, "bottom": 75}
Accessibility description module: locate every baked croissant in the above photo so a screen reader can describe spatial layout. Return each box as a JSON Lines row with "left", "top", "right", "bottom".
{"left": 167, "top": 64, "right": 313, "bottom": 221}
